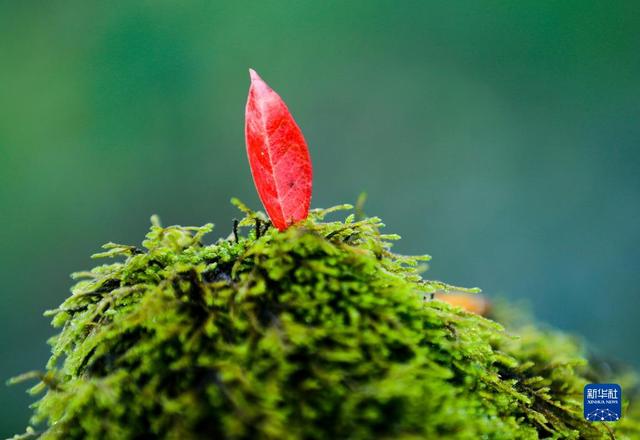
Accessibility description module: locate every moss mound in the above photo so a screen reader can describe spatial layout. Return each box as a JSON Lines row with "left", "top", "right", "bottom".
{"left": 13, "top": 201, "right": 640, "bottom": 439}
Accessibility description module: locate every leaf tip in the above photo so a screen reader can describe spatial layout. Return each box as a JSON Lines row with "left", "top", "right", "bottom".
{"left": 249, "top": 68, "right": 261, "bottom": 82}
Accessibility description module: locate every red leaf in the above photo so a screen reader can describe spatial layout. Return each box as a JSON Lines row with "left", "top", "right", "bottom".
{"left": 244, "top": 69, "right": 313, "bottom": 231}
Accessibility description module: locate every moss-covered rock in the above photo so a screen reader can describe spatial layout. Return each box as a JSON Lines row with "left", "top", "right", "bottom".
{"left": 12, "top": 201, "right": 640, "bottom": 439}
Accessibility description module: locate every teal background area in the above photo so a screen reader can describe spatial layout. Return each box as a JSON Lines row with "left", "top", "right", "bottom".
{"left": 1, "top": 1, "right": 638, "bottom": 435}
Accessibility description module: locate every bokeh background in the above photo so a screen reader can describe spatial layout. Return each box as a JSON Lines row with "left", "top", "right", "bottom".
{"left": 1, "top": 1, "right": 639, "bottom": 435}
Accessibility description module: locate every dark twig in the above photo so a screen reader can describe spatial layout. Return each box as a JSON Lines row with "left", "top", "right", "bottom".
{"left": 232, "top": 219, "right": 239, "bottom": 243}
{"left": 255, "top": 218, "right": 262, "bottom": 239}
{"left": 261, "top": 220, "right": 271, "bottom": 235}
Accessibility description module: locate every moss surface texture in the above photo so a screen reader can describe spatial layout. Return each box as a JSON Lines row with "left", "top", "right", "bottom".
{"left": 12, "top": 201, "right": 640, "bottom": 439}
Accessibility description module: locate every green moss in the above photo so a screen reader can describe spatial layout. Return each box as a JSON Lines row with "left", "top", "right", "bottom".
{"left": 12, "top": 201, "right": 640, "bottom": 439}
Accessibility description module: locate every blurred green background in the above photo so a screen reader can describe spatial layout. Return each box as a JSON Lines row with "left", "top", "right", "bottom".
{"left": 1, "top": 1, "right": 639, "bottom": 435}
